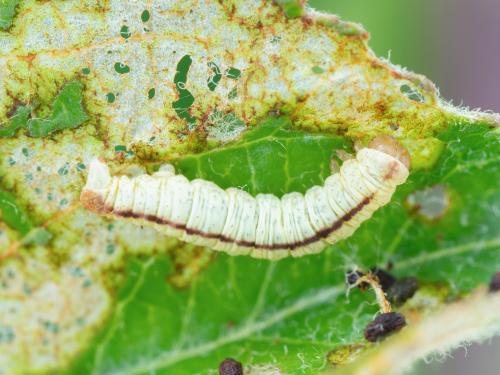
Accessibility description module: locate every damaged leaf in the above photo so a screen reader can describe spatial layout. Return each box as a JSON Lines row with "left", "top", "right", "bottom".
{"left": 0, "top": 1, "right": 499, "bottom": 374}
{"left": 27, "top": 81, "right": 89, "bottom": 138}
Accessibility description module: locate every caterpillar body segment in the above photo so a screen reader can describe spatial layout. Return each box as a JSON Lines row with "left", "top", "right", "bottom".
{"left": 81, "top": 147, "right": 409, "bottom": 260}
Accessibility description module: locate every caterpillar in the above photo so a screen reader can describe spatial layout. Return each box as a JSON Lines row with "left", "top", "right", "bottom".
{"left": 80, "top": 136, "right": 409, "bottom": 260}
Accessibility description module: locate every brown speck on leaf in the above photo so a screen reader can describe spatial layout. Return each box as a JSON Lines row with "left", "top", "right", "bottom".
{"left": 301, "top": 15, "right": 313, "bottom": 28}
{"left": 219, "top": 358, "right": 243, "bottom": 375}
{"left": 489, "top": 272, "right": 500, "bottom": 293}
{"left": 326, "top": 343, "right": 365, "bottom": 367}
{"left": 374, "top": 100, "right": 387, "bottom": 115}
{"left": 6, "top": 99, "right": 24, "bottom": 118}
{"left": 364, "top": 312, "right": 406, "bottom": 342}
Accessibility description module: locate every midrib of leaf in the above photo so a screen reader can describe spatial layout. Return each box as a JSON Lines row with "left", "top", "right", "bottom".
{"left": 100, "top": 284, "right": 344, "bottom": 375}
{"left": 396, "top": 236, "right": 500, "bottom": 270}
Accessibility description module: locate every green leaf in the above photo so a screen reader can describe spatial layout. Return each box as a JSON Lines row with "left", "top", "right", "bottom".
{"left": 174, "top": 117, "right": 351, "bottom": 196}
{"left": 1, "top": 1, "right": 499, "bottom": 374}
{"left": 27, "top": 81, "right": 89, "bottom": 138}
{"left": 0, "top": 188, "right": 33, "bottom": 235}
{"left": 66, "top": 119, "right": 500, "bottom": 374}
{"left": 0, "top": 0, "right": 19, "bottom": 30}
{"left": 275, "top": 0, "right": 305, "bottom": 18}
{"left": 23, "top": 227, "right": 52, "bottom": 246}
{"left": 0, "top": 105, "right": 31, "bottom": 138}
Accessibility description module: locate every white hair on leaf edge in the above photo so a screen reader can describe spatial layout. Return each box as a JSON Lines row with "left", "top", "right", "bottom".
{"left": 80, "top": 148, "right": 409, "bottom": 260}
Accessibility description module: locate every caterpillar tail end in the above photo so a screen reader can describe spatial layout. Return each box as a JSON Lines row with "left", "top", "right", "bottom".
{"left": 80, "top": 158, "right": 111, "bottom": 214}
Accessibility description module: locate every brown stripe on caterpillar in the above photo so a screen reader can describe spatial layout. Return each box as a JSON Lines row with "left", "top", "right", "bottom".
{"left": 80, "top": 136, "right": 409, "bottom": 259}
{"left": 108, "top": 194, "right": 373, "bottom": 251}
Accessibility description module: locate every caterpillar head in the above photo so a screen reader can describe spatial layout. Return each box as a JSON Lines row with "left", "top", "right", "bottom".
{"left": 369, "top": 135, "right": 411, "bottom": 170}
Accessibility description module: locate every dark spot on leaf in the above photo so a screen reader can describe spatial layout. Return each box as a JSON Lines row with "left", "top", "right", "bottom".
{"left": 120, "top": 25, "right": 131, "bottom": 39}
{"left": 141, "top": 10, "right": 150, "bottom": 22}
{"left": 57, "top": 163, "right": 69, "bottom": 176}
{"left": 207, "top": 61, "right": 222, "bottom": 91}
{"left": 489, "top": 272, "right": 500, "bottom": 293}
{"left": 364, "top": 312, "right": 406, "bottom": 342}
{"left": 225, "top": 67, "right": 241, "bottom": 80}
{"left": 114, "top": 62, "right": 130, "bottom": 74}
{"left": 148, "top": 88, "right": 155, "bottom": 99}
{"left": 387, "top": 277, "right": 419, "bottom": 305}
{"left": 0, "top": 326, "right": 15, "bottom": 343}
{"left": 400, "top": 84, "right": 424, "bottom": 102}
{"left": 106, "top": 93, "right": 116, "bottom": 103}
{"left": 81, "top": 67, "right": 90, "bottom": 75}
{"left": 219, "top": 358, "right": 243, "bottom": 375}
{"left": 311, "top": 65, "right": 324, "bottom": 74}
{"left": 172, "top": 54, "right": 196, "bottom": 126}
{"left": 106, "top": 244, "right": 115, "bottom": 255}
{"left": 228, "top": 87, "right": 238, "bottom": 100}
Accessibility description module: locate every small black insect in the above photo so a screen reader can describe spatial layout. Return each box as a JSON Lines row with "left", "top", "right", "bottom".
{"left": 346, "top": 269, "right": 366, "bottom": 287}
{"left": 364, "top": 312, "right": 406, "bottom": 342}
{"left": 489, "top": 271, "right": 500, "bottom": 293}
{"left": 387, "top": 277, "right": 419, "bottom": 305}
{"left": 370, "top": 267, "right": 397, "bottom": 291}
{"left": 219, "top": 358, "right": 243, "bottom": 375}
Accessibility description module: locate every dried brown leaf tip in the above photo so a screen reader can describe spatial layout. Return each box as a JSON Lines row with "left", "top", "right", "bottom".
{"left": 364, "top": 312, "right": 406, "bottom": 342}
{"left": 489, "top": 271, "right": 500, "bottom": 293}
{"left": 219, "top": 358, "right": 243, "bottom": 375}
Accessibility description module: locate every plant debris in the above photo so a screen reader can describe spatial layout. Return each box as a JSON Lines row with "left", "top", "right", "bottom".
{"left": 219, "top": 357, "right": 244, "bottom": 375}
{"left": 364, "top": 312, "right": 407, "bottom": 342}
{"left": 387, "top": 277, "right": 419, "bottom": 305}
{"left": 489, "top": 272, "right": 500, "bottom": 293}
